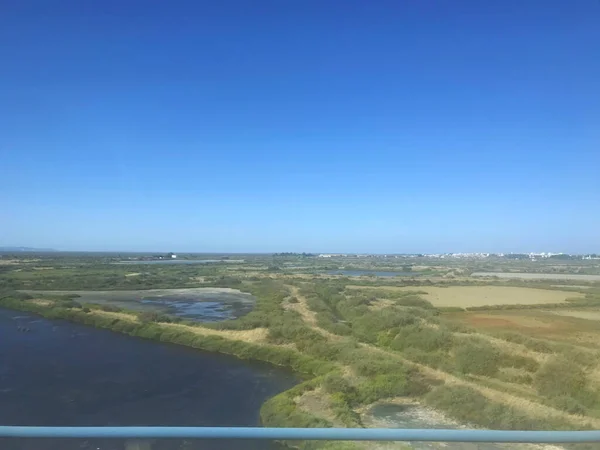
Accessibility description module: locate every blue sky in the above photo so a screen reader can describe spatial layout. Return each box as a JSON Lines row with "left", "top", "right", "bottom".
{"left": 1, "top": 1, "right": 599, "bottom": 253}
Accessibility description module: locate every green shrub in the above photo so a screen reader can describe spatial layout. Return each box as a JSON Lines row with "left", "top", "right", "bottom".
{"left": 0, "top": 290, "right": 33, "bottom": 301}
{"left": 394, "top": 295, "right": 435, "bottom": 309}
{"left": 454, "top": 340, "right": 500, "bottom": 376}
{"left": 424, "top": 384, "right": 572, "bottom": 430}
{"left": 498, "top": 353, "right": 539, "bottom": 372}
{"left": 563, "top": 348, "right": 598, "bottom": 369}
{"left": 534, "top": 357, "right": 587, "bottom": 399}
{"left": 443, "top": 321, "right": 472, "bottom": 333}
{"left": 354, "top": 375, "right": 411, "bottom": 404}
{"left": 402, "top": 347, "right": 454, "bottom": 372}
{"left": 329, "top": 392, "right": 362, "bottom": 427}
{"left": 350, "top": 357, "right": 405, "bottom": 377}
{"left": 497, "top": 370, "right": 533, "bottom": 385}
{"left": 261, "top": 387, "right": 332, "bottom": 429}
{"left": 58, "top": 299, "right": 82, "bottom": 308}
{"left": 351, "top": 307, "right": 421, "bottom": 343}
{"left": 100, "top": 304, "right": 122, "bottom": 313}
{"left": 322, "top": 373, "right": 354, "bottom": 396}
{"left": 437, "top": 306, "right": 465, "bottom": 312}
{"left": 550, "top": 396, "right": 587, "bottom": 415}
{"left": 327, "top": 322, "right": 352, "bottom": 336}
{"left": 493, "top": 331, "right": 554, "bottom": 354}
{"left": 137, "top": 311, "right": 174, "bottom": 323}
{"left": 390, "top": 325, "right": 453, "bottom": 352}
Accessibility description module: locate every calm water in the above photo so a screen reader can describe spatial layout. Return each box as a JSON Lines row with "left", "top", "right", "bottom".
{"left": 25, "top": 289, "right": 255, "bottom": 322}
{"left": 0, "top": 309, "right": 296, "bottom": 450}
{"left": 326, "top": 270, "right": 415, "bottom": 277}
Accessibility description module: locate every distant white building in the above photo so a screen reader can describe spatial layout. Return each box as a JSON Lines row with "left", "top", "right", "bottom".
{"left": 171, "top": 254, "right": 177, "bottom": 259}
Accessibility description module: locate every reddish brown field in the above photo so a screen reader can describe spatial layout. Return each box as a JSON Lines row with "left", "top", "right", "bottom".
{"left": 445, "top": 308, "right": 600, "bottom": 348}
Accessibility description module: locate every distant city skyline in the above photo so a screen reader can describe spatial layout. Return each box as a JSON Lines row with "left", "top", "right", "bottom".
{"left": 2, "top": 246, "right": 598, "bottom": 257}
{"left": 2, "top": 1, "right": 599, "bottom": 253}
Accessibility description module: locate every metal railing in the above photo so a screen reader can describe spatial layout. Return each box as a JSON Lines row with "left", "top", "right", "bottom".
{"left": 1, "top": 427, "right": 600, "bottom": 443}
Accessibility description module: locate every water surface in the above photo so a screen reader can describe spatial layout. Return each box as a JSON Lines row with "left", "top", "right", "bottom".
{"left": 25, "top": 288, "right": 255, "bottom": 322}
{"left": 0, "top": 308, "right": 296, "bottom": 450}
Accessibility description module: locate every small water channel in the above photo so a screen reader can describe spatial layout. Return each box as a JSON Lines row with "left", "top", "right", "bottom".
{"left": 0, "top": 308, "right": 297, "bottom": 450}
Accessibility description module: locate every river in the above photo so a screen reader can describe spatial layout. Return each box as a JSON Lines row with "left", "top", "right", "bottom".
{"left": 0, "top": 308, "right": 296, "bottom": 450}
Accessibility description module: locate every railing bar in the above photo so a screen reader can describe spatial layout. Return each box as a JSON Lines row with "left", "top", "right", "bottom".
{"left": 1, "top": 427, "right": 600, "bottom": 442}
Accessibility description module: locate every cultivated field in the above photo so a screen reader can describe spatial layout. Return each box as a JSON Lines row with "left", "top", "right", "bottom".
{"left": 349, "top": 285, "right": 584, "bottom": 308}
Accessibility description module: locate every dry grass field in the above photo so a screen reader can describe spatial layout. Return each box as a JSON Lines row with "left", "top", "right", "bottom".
{"left": 348, "top": 285, "right": 583, "bottom": 308}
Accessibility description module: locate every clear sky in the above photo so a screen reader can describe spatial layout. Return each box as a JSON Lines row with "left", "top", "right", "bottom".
{"left": 1, "top": 1, "right": 599, "bottom": 253}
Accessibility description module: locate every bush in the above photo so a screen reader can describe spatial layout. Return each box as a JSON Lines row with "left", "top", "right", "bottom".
{"left": 454, "top": 340, "right": 500, "bottom": 376}
{"left": 322, "top": 373, "right": 354, "bottom": 396}
{"left": 327, "top": 322, "right": 352, "bottom": 336}
{"left": 137, "top": 311, "right": 177, "bottom": 323}
{"left": 329, "top": 392, "right": 362, "bottom": 427}
{"left": 260, "top": 380, "right": 336, "bottom": 433}
{"left": 354, "top": 374, "right": 425, "bottom": 404}
{"left": 394, "top": 295, "right": 435, "bottom": 309}
{"left": 437, "top": 306, "right": 465, "bottom": 312}
{"left": 424, "top": 384, "right": 572, "bottom": 431}
{"left": 534, "top": 357, "right": 587, "bottom": 399}
{"left": 350, "top": 357, "right": 405, "bottom": 377}
{"left": 351, "top": 308, "right": 421, "bottom": 343}
{"left": 493, "top": 331, "right": 554, "bottom": 354}
{"left": 497, "top": 369, "right": 533, "bottom": 385}
{"left": 498, "top": 353, "right": 539, "bottom": 372}
{"left": 403, "top": 347, "right": 454, "bottom": 372}
{"left": 1, "top": 291, "right": 33, "bottom": 301}
{"left": 550, "top": 395, "right": 587, "bottom": 415}
{"left": 100, "top": 304, "right": 122, "bottom": 313}
{"left": 390, "top": 325, "right": 453, "bottom": 353}
{"left": 443, "top": 321, "right": 472, "bottom": 333}
{"left": 58, "top": 299, "right": 82, "bottom": 309}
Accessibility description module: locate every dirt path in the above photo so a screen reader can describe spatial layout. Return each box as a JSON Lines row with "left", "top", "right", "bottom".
{"left": 93, "top": 310, "right": 269, "bottom": 344}
{"left": 362, "top": 342, "right": 599, "bottom": 428}
{"left": 286, "top": 285, "right": 340, "bottom": 340}
{"left": 284, "top": 288, "right": 599, "bottom": 429}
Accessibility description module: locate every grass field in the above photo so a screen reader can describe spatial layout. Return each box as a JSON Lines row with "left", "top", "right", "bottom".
{"left": 349, "top": 285, "right": 584, "bottom": 307}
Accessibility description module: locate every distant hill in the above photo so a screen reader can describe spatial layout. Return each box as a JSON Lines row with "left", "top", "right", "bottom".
{"left": 0, "top": 246, "right": 58, "bottom": 252}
